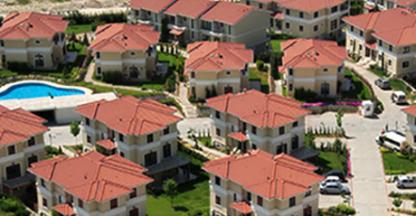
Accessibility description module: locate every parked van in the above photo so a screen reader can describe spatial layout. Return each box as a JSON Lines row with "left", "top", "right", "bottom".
{"left": 375, "top": 131, "right": 406, "bottom": 151}
{"left": 391, "top": 91, "right": 407, "bottom": 104}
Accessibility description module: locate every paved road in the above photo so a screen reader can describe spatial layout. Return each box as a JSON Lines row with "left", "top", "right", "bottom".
{"left": 307, "top": 61, "right": 408, "bottom": 216}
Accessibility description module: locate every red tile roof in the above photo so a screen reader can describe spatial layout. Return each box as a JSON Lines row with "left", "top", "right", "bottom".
{"left": 206, "top": 90, "right": 309, "bottom": 128}
{"left": 29, "top": 151, "right": 153, "bottom": 202}
{"left": 204, "top": 150, "right": 323, "bottom": 199}
{"left": 396, "top": 0, "right": 416, "bottom": 7}
{"left": 185, "top": 41, "right": 253, "bottom": 75}
{"left": 89, "top": 23, "right": 159, "bottom": 52}
{"left": 165, "top": 0, "right": 217, "bottom": 19}
{"left": 343, "top": 8, "right": 416, "bottom": 46}
{"left": 76, "top": 96, "right": 181, "bottom": 136}
{"left": 403, "top": 105, "right": 416, "bottom": 116}
{"left": 0, "top": 12, "right": 68, "bottom": 40}
{"left": 201, "top": 1, "right": 254, "bottom": 25}
{"left": 230, "top": 201, "right": 252, "bottom": 214}
{"left": 96, "top": 139, "right": 117, "bottom": 150}
{"left": 281, "top": 39, "right": 346, "bottom": 70}
{"left": 0, "top": 106, "right": 47, "bottom": 146}
{"left": 53, "top": 204, "right": 74, "bottom": 216}
{"left": 228, "top": 132, "right": 248, "bottom": 142}
{"left": 130, "top": 0, "right": 176, "bottom": 13}
{"left": 276, "top": 0, "right": 345, "bottom": 12}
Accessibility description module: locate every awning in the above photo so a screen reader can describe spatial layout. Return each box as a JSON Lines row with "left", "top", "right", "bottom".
{"left": 53, "top": 204, "right": 75, "bottom": 216}
{"left": 228, "top": 132, "right": 248, "bottom": 142}
{"left": 3, "top": 173, "right": 35, "bottom": 189}
{"left": 290, "top": 147, "right": 319, "bottom": 161}
{"left": 146, "top": 155, "right": 190, "bottom": 175}
{"left": 96, "top": 139, "right": 116, "bottom": 150}
{"left": 230, "top": 202, "right": 252, "bottom": 214}
{"left": 170, "top": 28, "right": 185, "bottom": 36}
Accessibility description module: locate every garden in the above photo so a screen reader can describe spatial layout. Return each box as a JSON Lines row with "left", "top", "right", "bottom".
{"left": 381, "top": 147, "right": 416, "bottom": 175}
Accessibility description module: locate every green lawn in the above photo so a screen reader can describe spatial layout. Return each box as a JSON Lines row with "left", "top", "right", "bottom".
{"left": 381, "top": 149, "right": 416, "bottom": 175}
{"left": 390, "top": 78, "right": 412, "bottom": 94}
{"left": 158, "top": 52, "right": 184, "bottom": 68}
{"left": 369, "top": 65, "right": 388, "bottom": 77}
{"left": 342, "top": 69, "right": 373, "bottom": 100}
{"left": 249, "top": 67, "right": 269, "bottom": 93}
{"left": 309, "top": 151, "right": 347, "bottom": 174}
{"left": 75, "top": 82, "right": 163, "bottom": 98}
{"left": 65, "top": 24, "right": 94, "bottom": 34}
{"left": 270, "top": 40, "right": 282, "bottom": 53}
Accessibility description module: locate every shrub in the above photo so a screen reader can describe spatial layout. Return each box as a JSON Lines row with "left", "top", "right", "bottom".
{"left": 0, "top": 196, "right": 29, "bottom": 216}
{"left": 326, "top": 204, "right": 356, "bottom": 215}
{"left": 164, "top": 74, "right": 177, "bottom": 93}
{"left": 294, "top": 88, "right": 318, "bottom": 102}
{"left": 102, "top": 71, "right": 124, "bottom": 84}
{"left": 6, "top": 61, "right": 29, "bottom": 71}
{"left": 393, "top": 198, "right": 403, "bottom": 208}
{"left": 256, "top": 60, "right": 265, "bottom": 71}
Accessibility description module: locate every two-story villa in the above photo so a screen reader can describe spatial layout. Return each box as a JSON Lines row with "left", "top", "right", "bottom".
{"left": 280, "top": 39, "right": 346, "bottom": 97}
{"left": 129, "top": 0, "right": 177, "bottom": 31}
{"left": 75, "top": 96, "right": 188, "bottom": 184}
{"left": 0, "top": 12, "right": 68, "bottom": 70}
{"left": 402, "top": 105, "right": 416, "bottom": 146}
{"left": 343, "top": 8, "right": 416, "bottom": 77}
{"left": 164, "top": 0, "right": 217, "bottom": 44}
{"left": 29, "top": 151, "right": 153, "bottom": 216}
{"left": 185, "top": 41, "right": 253, "bottom": 100}
{"left": 206, "top": 90, "right": 312, "bottom": 158}
{"left": 203, "top": 150, "right": 324, "bottom": 216}
{"left": 199, "top": 1, "right": 270, "bottom": 48}
{"left": 272, "top": 0, "right": 349, "bottom": 39}
{"left": 89, "top": 23, "right": 159, "bottom": 81}
{"left": 0, "top": 106, "right": 47, "bottom": 194}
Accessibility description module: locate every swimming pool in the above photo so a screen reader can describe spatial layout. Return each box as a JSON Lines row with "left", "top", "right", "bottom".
{"left": 0, "top": 81, "right": 88, "bottom": 100}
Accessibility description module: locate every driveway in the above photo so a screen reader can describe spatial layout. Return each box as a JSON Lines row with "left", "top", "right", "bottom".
{"left": 307, "top": 61, "right": 408, "bottom": 216}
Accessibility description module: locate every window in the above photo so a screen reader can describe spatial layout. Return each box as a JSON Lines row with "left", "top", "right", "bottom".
{"left": 292, "top": 121, "right": 298, "bottom": 127}
{"left": 247, "top": 192, "right": 252, "bottom": 201}
{"left": 163, "top": 144, "right": 171, "bottom": 158}
{"left": 285, "top": 22, "right": 290, "bottom": 29}
{"left": 233, "top": 193, "right": 237, "bottom": 201}
{"left": 129, "top": 208, "right": 139, "bottom": 216}
{"left": 305, "top": 189, "right": 312, "bottom": 197}
{"left": 215, "top": 176, "right": 221, "bottom": 186}
{"left": 130, "top": 52, "right": 135, "bottom": 56}
{"left": 252, "top": 144, "right": 257, "bottom": 150}
{"left": 323, "top": 68, "right": 328, "bottom": 72}
{"left": 0, "top": 40, "right": 3, "bottom": 47}
{"left": 288, "top": 84, "right": 293, "bottom": 91}
{"left": 28, "top": 155, "right": 38, "bottom": 166}
{"left": 96, "top": 52, "right": 100, "bottom": 59}
{"left": 147, "top": 134, "right": 154, "bottom": 143}
{"left": 42, "top": 198, "right": 48, "bottom": 207}
{"left": 338, "top": 66, "right": 343, "bottom": 73}
{"left": 257, "top": 196, "right": 263, "bottom": 206}
{"left": 291, "top": 135, "right": 299, "bottom": 150}
{"left": 378, "top": 40, "right": 383, "bottom": 46}
{"left": 191, "top": 71, "right": 195, "bottom": 78}
{"left": 331, "top": 6, "right": 338, "bottom": 13}
{"left": 28, "top": 137, "right": 35, "bottom": 146}
{"left": 215, "top": 111, "right": 221, "bottom": 119}
{"left": 299, "top": 12, "right": 304, "bottom": 18}
{"left": 285, "top": 9, "right": 290, "bottom": 15}
{"left": 350, "top": 26, "right": 354, "bottom": 32}
{"left": 216, "top": 128, "right": 221, "bottom": 136}
{"left": 299, "top": 25, "right": 304, "bottom": 32}
{"left": 251, "top": 126, "right": 257, "bottom": 135}
{"left": 404, "top": 46, "right": 410, "bottom": 54}
{"left": 85, "top": 118, "right": 90, "bottom": 126}
{"left": 6, "top": 164, "right": 21, "bottom": 180}
{"left": 359, "top": 30, "right": 364, "bottom": 37}
{"left": 314, "top": 11, "right": 319, "bottom": 18}
{"left": 388, "top": 60, "right": 392, "bottom": 66}
{"left": 289, "top": 197, "right": 296, "bottom": 207}
{"left": 110, "top": 199, "right": 118, "bottom": 209}
{"left": 313, "top": 25, "right": 318, "bottom": 32}
{"left": 403, "top": 61, "right": 410, "bottom": 68}
{"left": 130, "top": 188, "right": 137, "bottom": 199}
{"left": 359, "top": 45, "right": 362, "bottom": 50}
{"left": 35, "top": 40, "right": 40, "bottom": 44}
{"left": 330, "top": 20, "right": 337, "bottom": 30}
{"left": 259, "top": 3, "right": 263, "bottom": 8}
{"left": 279, "top": 126, "right": 285, "bottom": 135}
{"left": 226, "top": 71, "right": 231, "bottom": 76}
{"left": 119, "top": 133, "right": 124, "bottom": 142}
{"left": 215, "top": 196, "right": 221, "bottom": 205}
{"left": 389, "top": 45, "right": 393, "bottom": 52}
{"left": 163, "top": 127, "right": 170, "bottom": 135}
{"left": 120, "top": 152, "right": 125, "bottom": 157}
{"left": 41, "top": 179, "right": 46, "bottom": 187}
{"left": 7, "top": 145, "right": 15, "bottom": 155}
{"left": 87, "top": 135, "right": 91, "bottom": 143}
{"left": 144, "top": 152, "right": 157, "bottom": 166}
{"left": 78, "top": 199, "right": 84, "bottom": 208}
{"left": 288, "top": 68, "right": 293, "bottom": 75}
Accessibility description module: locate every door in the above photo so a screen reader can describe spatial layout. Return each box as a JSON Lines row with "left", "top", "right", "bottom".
{"left": 303, "top": 206, "right": 312, "bottom": 216}
{"left": 6, "top": 164, "right": 21, "bottom": 180}
{"left": 129, "top": 66, "right": 139, "bottom": 79}
{"left": 224, "top": 86, "right": 233, "bottom": 94}
{"left": 34, "top": 54, "right": 44, "bottom": 68}
{"left": 320, "top": 82, "right": 330, "bottom": 96}
{"left": 144, "top": 152, "right": 157, "bottom": 167}
{"left": 129, "top": 208, "right": 139, "bottom": 216}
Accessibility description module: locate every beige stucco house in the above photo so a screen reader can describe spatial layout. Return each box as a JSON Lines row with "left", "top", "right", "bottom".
{"left": 75, "top": 96, "right": 189, "bottom": 184}
{"left": 89, "top": 23, "right": 160, "bottom": 81}
{"left": 203, "top": 150, "right": 324, "bottom": 216}
{"left": 206, "top": 90, "right": 313, "bottom": 159}
{"left": 343, "top": 8, "right": 416, "bottom": 78}
{"left": 185, "top": 41, "right": 253, "bottom": 100}
{"left": 0, "top": 106, "right": 47, "bottom": 194}
{"left": 29, "top": 151, "right": 153, "bottom": 216}
{"left": 0, "top": 12, "right": 68, "bottom": 70}
{"left": 280, "top": 39, "right": 347, "bottom": 97}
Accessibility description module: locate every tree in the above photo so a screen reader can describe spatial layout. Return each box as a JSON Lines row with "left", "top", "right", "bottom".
{"left": 335, "top": 110, "right": 345, "bottom": 136}
{"left": 82, "top": 33, "right": 90, "bottom": 46}
{"left": 163, "top": 179, "right": 178, "bottom": 205}
{"left": 70, "top": 121, "right": 80, "bottom": 145}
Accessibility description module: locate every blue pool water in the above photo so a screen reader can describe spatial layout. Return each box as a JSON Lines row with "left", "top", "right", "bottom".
{"left": 0, "top": 83, "right": 86, "bottom": 100}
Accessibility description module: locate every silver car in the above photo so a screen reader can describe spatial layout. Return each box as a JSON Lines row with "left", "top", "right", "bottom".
{"left": 320, "top": 182, "right": 350, "bottom": 195}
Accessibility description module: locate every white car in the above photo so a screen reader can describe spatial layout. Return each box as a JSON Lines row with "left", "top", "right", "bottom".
{"left": 320, "top": 182, "right": 350, "bottom": 195}
{"left": 391, "top": 91, "right": 407, "bottom": 104}
{"left": 321, "top": 176, "right": 341, "bottom": 185}
{"left": 396, "top": 176, "right": 416, "bottom": 189}
{"left": 375, "top": 130, "right": 406, "bottom": 151}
